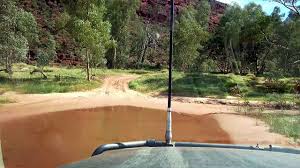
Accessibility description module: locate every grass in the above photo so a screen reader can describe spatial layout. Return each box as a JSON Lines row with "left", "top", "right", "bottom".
{"left": 0, "top": 64, "right": 103, "bottom": 94}
{"left": 0, "top": 63, "right": 155, "bottom": 94}
{"left": 1, "top": 63, "right": 299, "bottom": 104}
{"left": 263, "top": 114, "right": 300, "bottom": 141}
{"left": 130, "top": 71, "right": 235, "bottom": 98}
{"left": 250, "top": 113, "right": 300, "bottom": 141}
{"left": 237, "top": 103, "right": 300, "bottom": 141}
{"left": 129, "top": 70, "right": 300, "bottom": 102}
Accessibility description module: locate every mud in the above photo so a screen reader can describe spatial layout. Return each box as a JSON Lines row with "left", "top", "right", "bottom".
{"left": 0, "top": 106, "right": 230, "bottom": 168}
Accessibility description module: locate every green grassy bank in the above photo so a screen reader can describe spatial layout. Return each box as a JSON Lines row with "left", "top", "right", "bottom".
{"left": 129, "top": 71, "right": 299, "bottom": 103}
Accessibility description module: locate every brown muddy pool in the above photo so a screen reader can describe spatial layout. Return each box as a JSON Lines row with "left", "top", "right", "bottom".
{"left": 0, "top": 106, "right": 231, "bottom": 168}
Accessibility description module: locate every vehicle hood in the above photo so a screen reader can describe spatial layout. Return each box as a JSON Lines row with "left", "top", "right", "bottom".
{"left": 62, "top": 147, "right": 300, "bottom": 168}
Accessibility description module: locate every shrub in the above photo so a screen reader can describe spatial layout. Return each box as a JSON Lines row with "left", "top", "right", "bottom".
{"left": 266, "top": 93, "right": 292, "bottom": 110}
{"left": 247, "top": 75, "right": 258, "bottom": 87}
{"left": 225, "top": 82, "right": 242, "bottom": 96}
{"left": 263, "top": 79, "right": 290, "bottom": 93}
{"left": 294, "top": 80, "right": 300, "bottom": 94}
{"left": 293, "top": 94, "right": 300, "bottom": 109}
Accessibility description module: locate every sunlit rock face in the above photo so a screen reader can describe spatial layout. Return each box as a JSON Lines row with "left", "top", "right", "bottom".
{"left": 137, "top": 0, "right": 192, "bottom": 22}
{"left": 209, "top": 0, "right": 227, "bottom": 31}
{"left": 137, "top": 0, "right": 228, "bottom": 30}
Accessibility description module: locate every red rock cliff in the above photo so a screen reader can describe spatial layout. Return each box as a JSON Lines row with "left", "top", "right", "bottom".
{"left": 137, "top": 0, "right": 227, "bottom": 30}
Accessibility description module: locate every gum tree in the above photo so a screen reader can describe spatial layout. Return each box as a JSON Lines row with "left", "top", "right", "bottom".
{"left": 272, "top": 0, "right": 300, "bottom": 16}
{"left": 104, "top": 0, "right": 140, "bottom": 68}
{"left": 0, "top": 0, "right": 38, "bottom": 77}
{"left": 174, "top": 5, "right": 209, "bottom": 71}
{"left": 62, "top": 0, "right": 112, "bottom": 81}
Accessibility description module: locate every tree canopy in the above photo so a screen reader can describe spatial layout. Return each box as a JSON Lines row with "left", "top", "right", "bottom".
{"left": 1, "top": 0, "right": 299, "bottom": 79}
{"left": 0, "top": 0, "right": 38, "bottom": 77}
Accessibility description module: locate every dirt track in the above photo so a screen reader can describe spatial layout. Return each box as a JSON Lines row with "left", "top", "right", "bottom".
{"left": 0, "top": 75, "right": 297, "bottom": 168}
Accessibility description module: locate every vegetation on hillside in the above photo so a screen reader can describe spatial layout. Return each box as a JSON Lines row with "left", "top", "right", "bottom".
{"left": 206, "top": 2, "right": 300, "bottom": 76}
{"left": 0, "top": 0, "right": 299, "bottom": 96}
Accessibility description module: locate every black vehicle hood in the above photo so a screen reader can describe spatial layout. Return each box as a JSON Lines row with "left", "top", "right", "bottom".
{"left": 62, "top": 147, "right": 300, "bottom": 168}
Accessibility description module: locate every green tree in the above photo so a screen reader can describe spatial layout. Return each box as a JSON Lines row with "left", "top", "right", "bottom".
{"left": 62, "top": 0, "right": 112, "bottom": 81}
{"left": 0, "top": 0, "right": 38, "bottom": 77}
{"left": 104, "top": 0, "right": 140, "bottom": 68}
{"left": 210, "top": 3, "right": 284, "bottom": 75}
{"left": 129, "top": 20, "right": 148, "bottom": 68}
{"left": 174, "top": 5, "right": 209, "bottom": 71}
{"left": 272, "top": 0, "right": 300, "bottom": 16}
{"left": 32, "top": 31, "right": 56, "bottom": 79}
{"left": 239, "top": 3, "right": 272, "bottom": 75}
{"left": 271, "top": 13, "right": 300, "bottom": 75}
{"left": 194, "top": 0, "right": 211, "bottom": 29}
{"left": 218, "top": 4, "right": 244, "bottom": 74}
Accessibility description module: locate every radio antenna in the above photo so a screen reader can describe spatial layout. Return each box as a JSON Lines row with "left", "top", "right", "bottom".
{"left": 165, "top": 0, "right": 174, "bottom": 145}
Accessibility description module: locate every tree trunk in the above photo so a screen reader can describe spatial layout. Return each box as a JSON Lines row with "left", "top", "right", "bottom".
{"left": 86, "top": 49, "right": 90, "bottom": 81}
{"left": 39, "top": 66, "right": 48, "bottom": 79}
{"left": 257, "top": 63, "right": 265, "bottom": 75}
{"left": 6, "top": 51, "right": 13, "bottom": 78}
{"left": 141, "top": 44, "right": 148, "bottom": 65}
{"left": 30, "top": 68, "right": 48, "bottom": 79}
{"left": 141, "top": 33, "right": 151, "bottom": 67}
{"left": 113, "top": 47, "right": 117, "bottom": 69}
{"left": 137, "top": 39, "right": 147, "bottom": 68}
{"left": 229, "top": 40, "right": 240, "bottom": 74}
{"left": 6, "top": 55, "right": 9, "bottom": 71}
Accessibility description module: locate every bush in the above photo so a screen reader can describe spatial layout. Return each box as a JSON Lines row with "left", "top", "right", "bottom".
{"left": 195, "top": 59, "right": 218, "bottom": 72}
{"left": 294, "top": 80, "right": 300, "bottom": 94}
{"left": 266, "top": 93, "right": 292, "bottom": 110}
{"left": 247, "top": 75, "right": 258, "bottom": 87}
{"left": 225, "top": 82, "right": 242, "bottom": 96}
{"left": 229, "top": 85, "right": 242, "bottom": 96}
{"left": 263, "top": 79, "right": 291, "bottom": 93}
{"left": 128, "top": 82, "right": 138, "bottom": 90}
{"left": 293, "top": 94, "right": 300, "bottom": 109}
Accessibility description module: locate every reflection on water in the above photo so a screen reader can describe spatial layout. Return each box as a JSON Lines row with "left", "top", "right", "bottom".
{"left": 0, "top": 106, "right": 230, "bottom": 168}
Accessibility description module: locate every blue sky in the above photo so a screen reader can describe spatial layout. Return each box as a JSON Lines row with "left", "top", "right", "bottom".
{"left": 218, "top": 0, "right": 290, "bottom": 17}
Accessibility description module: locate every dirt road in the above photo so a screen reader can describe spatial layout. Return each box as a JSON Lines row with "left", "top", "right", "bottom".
{"left": 0, "top": 75, "right": 296, "bottom": 168}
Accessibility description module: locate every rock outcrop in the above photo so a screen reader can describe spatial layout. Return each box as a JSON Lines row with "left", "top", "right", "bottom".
{"left": 209, "top": 0, "right": 227, "bottom": 30}
{"left": 137, "top": 0, "right": 228, "bottom": 30}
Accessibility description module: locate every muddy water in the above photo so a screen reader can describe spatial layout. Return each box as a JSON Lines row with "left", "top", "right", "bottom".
{"left": 0, "top": 106, "right": 231, "bottom": 168}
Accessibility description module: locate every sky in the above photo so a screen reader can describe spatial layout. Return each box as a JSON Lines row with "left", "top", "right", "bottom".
{"left": 218, "top": 0, "right": 290, "bottom": 17}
